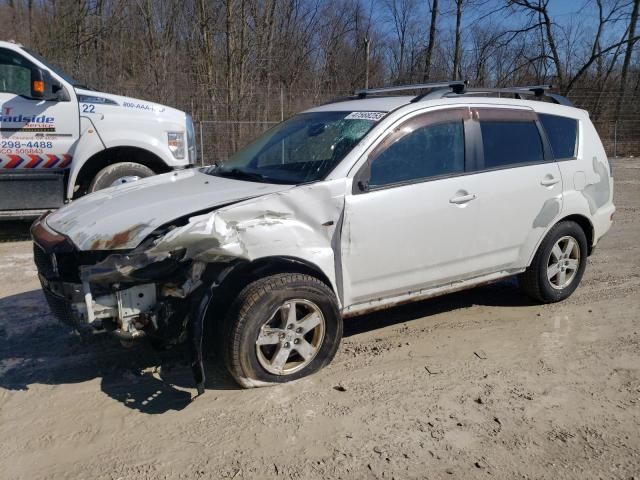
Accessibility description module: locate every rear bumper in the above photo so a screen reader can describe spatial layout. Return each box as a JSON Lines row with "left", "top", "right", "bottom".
{"left": 592, "top": 203, "right": 615, "bottom": 247}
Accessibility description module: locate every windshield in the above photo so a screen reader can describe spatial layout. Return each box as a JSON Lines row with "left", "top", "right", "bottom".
{"left": 206, "top": 111, "right": 383, "bottom": 184}
{"left": 23, "top": 47, "right": 83, "bottom": 87}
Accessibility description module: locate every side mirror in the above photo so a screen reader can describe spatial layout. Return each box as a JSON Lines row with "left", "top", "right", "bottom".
{"left": 30, "top": 67, "right": 46, "bottom": 99}
{"left": 357, "top": 180, "right": 370, "bottom": 193}
{"left": 353, "top": 160, "right": 372, "bottom": 194}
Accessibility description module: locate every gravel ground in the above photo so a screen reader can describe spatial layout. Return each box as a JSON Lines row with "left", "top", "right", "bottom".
{"left": 0, "top": 158, "right": 638, "bottom": 480}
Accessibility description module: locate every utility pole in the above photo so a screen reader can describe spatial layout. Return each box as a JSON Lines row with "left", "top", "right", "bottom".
{"left": 364, "top": 37, "right": 371, "bottom": 89}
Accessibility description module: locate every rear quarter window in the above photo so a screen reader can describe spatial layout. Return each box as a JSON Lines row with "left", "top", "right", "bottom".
{"left": 480, "top": 120, "right": 544, "bottom": 169}
{"left": 539, "top": 113, "right": 578, "bottom": 159}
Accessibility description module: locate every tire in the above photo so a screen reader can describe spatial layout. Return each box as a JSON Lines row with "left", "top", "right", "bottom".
{"left": 223, "top": 273, "right": 342, "bottom": 388}
{"left": 88, "top": 162, "right": 154, "bottom": 193}
{"left": 519, "top": 220, "right": 588, "bottom": 303}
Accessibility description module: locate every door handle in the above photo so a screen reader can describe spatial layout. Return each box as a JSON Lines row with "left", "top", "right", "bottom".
{"left": 540, "top": 176, "right": 560, "bottom": 187}
{"left": 449, "top": 193, "right": 477, "bottom": 204}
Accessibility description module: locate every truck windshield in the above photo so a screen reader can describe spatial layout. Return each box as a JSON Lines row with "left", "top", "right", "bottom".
{"left": 23, "top": 47, "right": 83, "bottom": 87}
{"left": 206, "top": 111, "right": 383, "bottom": 184}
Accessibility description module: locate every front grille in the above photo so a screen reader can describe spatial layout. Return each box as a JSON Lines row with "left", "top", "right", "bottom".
{"left": 42, "top": 287, "right": 79, "bottom": 327}
{"left": 34, "top": 241, "right": 83, "bottom": 328}
{"left": 34, "top": 241, "right": 114, "bottom": 283}
{"left": 33, "top": 243, "right": 56, "bottom": 278}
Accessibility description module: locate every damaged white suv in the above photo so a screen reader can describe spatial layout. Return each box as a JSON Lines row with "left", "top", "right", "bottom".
{"left": 32, "top": 82, "right": 615, "bottom": 392}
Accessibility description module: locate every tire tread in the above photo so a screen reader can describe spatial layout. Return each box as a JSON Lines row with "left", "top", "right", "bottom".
{"left": 224, "top": 273, "right": 339, "bottom": 388}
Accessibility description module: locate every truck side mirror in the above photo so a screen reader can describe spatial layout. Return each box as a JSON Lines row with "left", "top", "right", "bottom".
{"left": 30, "top": 67, "right": 46, "bottom": 99}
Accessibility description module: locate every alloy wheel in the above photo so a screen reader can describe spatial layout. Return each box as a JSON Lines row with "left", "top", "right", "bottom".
{"left": 255, "top": 299, "right": 325, "bottom": 375}
{"left": 547, "top": 235, "right": 581, "bottom": 289}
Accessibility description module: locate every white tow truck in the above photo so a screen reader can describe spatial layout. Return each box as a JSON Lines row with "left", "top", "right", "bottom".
{"left": 0, "top": 40, "right": 196, "bottom": 219}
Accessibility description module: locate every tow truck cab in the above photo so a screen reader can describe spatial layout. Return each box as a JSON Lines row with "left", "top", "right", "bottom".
{"left": 0, "top": 40, "right": 196, "bottom": 219}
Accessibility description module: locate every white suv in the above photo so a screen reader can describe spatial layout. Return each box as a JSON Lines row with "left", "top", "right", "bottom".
{"left": 32, "top": 82, "right": 615, "bottom": 392}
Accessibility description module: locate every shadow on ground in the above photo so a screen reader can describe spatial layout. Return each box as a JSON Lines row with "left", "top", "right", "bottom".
{"left": 0, "top": 289, "right": 238, "bottom": 414}
{"left": 0, "top": 280, "right": 533, "bottom": 414}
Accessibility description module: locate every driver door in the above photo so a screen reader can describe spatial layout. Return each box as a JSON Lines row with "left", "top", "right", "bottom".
{"left": 340, "top": 108, "right": 476, "bottom": 306}
{"left": 0, "top": 47, "right": 78, "bottom": 170}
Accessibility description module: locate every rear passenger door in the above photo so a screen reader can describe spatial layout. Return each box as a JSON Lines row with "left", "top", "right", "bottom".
{"left": 459, "top": 107, "right": 563, "bottom": 273}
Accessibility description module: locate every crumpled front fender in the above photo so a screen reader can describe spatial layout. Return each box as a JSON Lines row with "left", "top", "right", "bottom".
{"left": 146, "top": 179, "right": 347, "bottom": 299}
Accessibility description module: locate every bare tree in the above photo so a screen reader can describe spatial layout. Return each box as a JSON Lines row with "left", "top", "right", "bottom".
{"left": 385, "top": 0, "right": 418, "bottom": 82}
{"left": 615, "top": 0, "right": 640, "bottom": 120}
{"left": 452, "top": 0, "right": 464, "bottom": 80}
{"left": 423, "top": 0, "right": 439, "bottom": 81}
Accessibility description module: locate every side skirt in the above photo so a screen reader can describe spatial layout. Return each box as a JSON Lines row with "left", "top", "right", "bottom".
{"left": 342, "top": 268, "right": 525, "bottom": 318}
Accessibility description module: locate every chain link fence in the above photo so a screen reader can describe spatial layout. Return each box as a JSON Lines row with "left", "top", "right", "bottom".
{"left": 189, "top": 87, "right": 639, "bottom": 165}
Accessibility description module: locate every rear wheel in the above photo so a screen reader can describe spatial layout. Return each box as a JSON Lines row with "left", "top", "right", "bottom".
{"left": 88, "top": 162, "right": 154, "bottom": 192}
{"left": 519, "top": 221, "right": 588, "bottom": 303}
{"left": 223, "top": 273, "right": 342, "bottom": 388}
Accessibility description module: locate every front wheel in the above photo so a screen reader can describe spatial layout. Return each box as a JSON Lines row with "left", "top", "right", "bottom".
{"left": 223, "top": 273, "right": 343, "bottom": 388}
{"left": 519, "top": 221, "right": 588, "bottom": 303}
{"left": 88, "top": 162, "right": 154, "bottom": 193}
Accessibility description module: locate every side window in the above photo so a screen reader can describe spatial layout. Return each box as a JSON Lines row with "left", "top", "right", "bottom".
{"left": 539, "top": 113, "right": 578, "bottom": 159}
{"left": 480, "top": 120, "right": 544, "bottom": 169}
{"left": 369, "top": 120, "right": 465, "bottom": 188}
{"left": 0, "top": 48, "right": 32, "bottom": 97}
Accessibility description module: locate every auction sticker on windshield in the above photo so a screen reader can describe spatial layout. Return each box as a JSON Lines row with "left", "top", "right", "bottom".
{"left": 344, "top": 111, "right": 386, "bottom": 121}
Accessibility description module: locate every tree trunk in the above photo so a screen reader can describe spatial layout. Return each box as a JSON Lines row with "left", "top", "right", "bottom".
{"left": 198, "top": 0, "right": 217, "bottom": 116}
{"left": 615, "top": 0, "right": 639, "bottom": 121}
{"left": 541, "top": 6, "right": 563, "bottom": 88}
{"left": 453, "top": 0, "right": 463, "bottom": 80}
{"left": 423, "top": 0, "right": 438, "bottom": 81}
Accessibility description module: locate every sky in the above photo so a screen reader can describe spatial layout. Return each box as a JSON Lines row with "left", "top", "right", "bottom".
{"left": 363, "top": 0, "right": 628, "bottom": 39}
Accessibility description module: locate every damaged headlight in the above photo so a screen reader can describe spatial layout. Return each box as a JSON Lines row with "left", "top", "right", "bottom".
{"left": 80, "top": 248, "right": 188, "bottom": 284}
{"left": 167, "top": 131, "right": 186, "bottom": 159}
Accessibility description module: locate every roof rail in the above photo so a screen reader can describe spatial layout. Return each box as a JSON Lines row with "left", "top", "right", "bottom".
{"left": 420, "top": 84, "right": 573, "bottom": 107}
{"left": 353, "top": 81, "right": 466, "bottom": 99}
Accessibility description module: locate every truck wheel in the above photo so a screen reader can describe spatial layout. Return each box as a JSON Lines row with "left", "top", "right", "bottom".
{"left": 519, "top": 221, "right": 588, "bottom": 303}
{"left": 88, "top": 162, "right": 154, "bottom": 192}
{"left": 224, "top": 273, "right": 343, "bottom": 388}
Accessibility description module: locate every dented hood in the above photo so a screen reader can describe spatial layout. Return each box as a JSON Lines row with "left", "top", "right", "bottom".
{"left": 46, "top": 169, "right": 292, "bottom": 251}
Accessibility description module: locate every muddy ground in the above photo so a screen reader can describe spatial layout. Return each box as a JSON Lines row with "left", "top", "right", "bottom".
{"left": 0, "top": 158, "right": 639, "bottom": 480}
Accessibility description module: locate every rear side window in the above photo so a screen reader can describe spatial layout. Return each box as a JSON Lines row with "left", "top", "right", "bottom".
{"left": 480, "top": 121, "right": 544, "bottom": 169}
{"left": 539, "top": 114, "right": 578, "bottom": 159}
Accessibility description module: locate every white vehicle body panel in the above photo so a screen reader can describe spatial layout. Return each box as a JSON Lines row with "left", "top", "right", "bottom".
{"left": 0, "top": 40, "right": 193, "bottom": 209}
{"left": 341, "top": 162, "right": 563, "bottom": 307}
{"left": 47, "top": 169, "right": 293, "bottom": 250}
{"left": 42, "top": 94, "right": 614, "bottom": 317}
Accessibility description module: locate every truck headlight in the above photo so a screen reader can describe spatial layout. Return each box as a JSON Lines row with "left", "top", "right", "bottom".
{"left": 167, "top": 131, "right": 186, "bottom": 159}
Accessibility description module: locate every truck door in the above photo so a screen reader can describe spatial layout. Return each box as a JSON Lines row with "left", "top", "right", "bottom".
{"left": 0, "top": 47, "right": 79, "bottom": 212}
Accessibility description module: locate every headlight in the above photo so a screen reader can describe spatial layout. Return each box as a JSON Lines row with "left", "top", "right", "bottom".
{"left": 167, "top": 131, "right": 186, "bottom": 159}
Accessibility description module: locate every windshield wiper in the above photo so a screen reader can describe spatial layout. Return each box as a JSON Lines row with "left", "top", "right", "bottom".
{"left": 215, "top": 168, "right": 269, "bottom": 182}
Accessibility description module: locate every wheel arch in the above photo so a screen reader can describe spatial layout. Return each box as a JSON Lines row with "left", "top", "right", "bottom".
{"left": 557, "top": 213, "right": 595, "bottom": 255}
{"left": 204, "top": 256, "right": 337, "bottom": 329}
{"left": 70, "top": 146, "right": 171, "bottom": 199}
{"left": 529, "top": 213, "right": 595, "bottom": 267}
